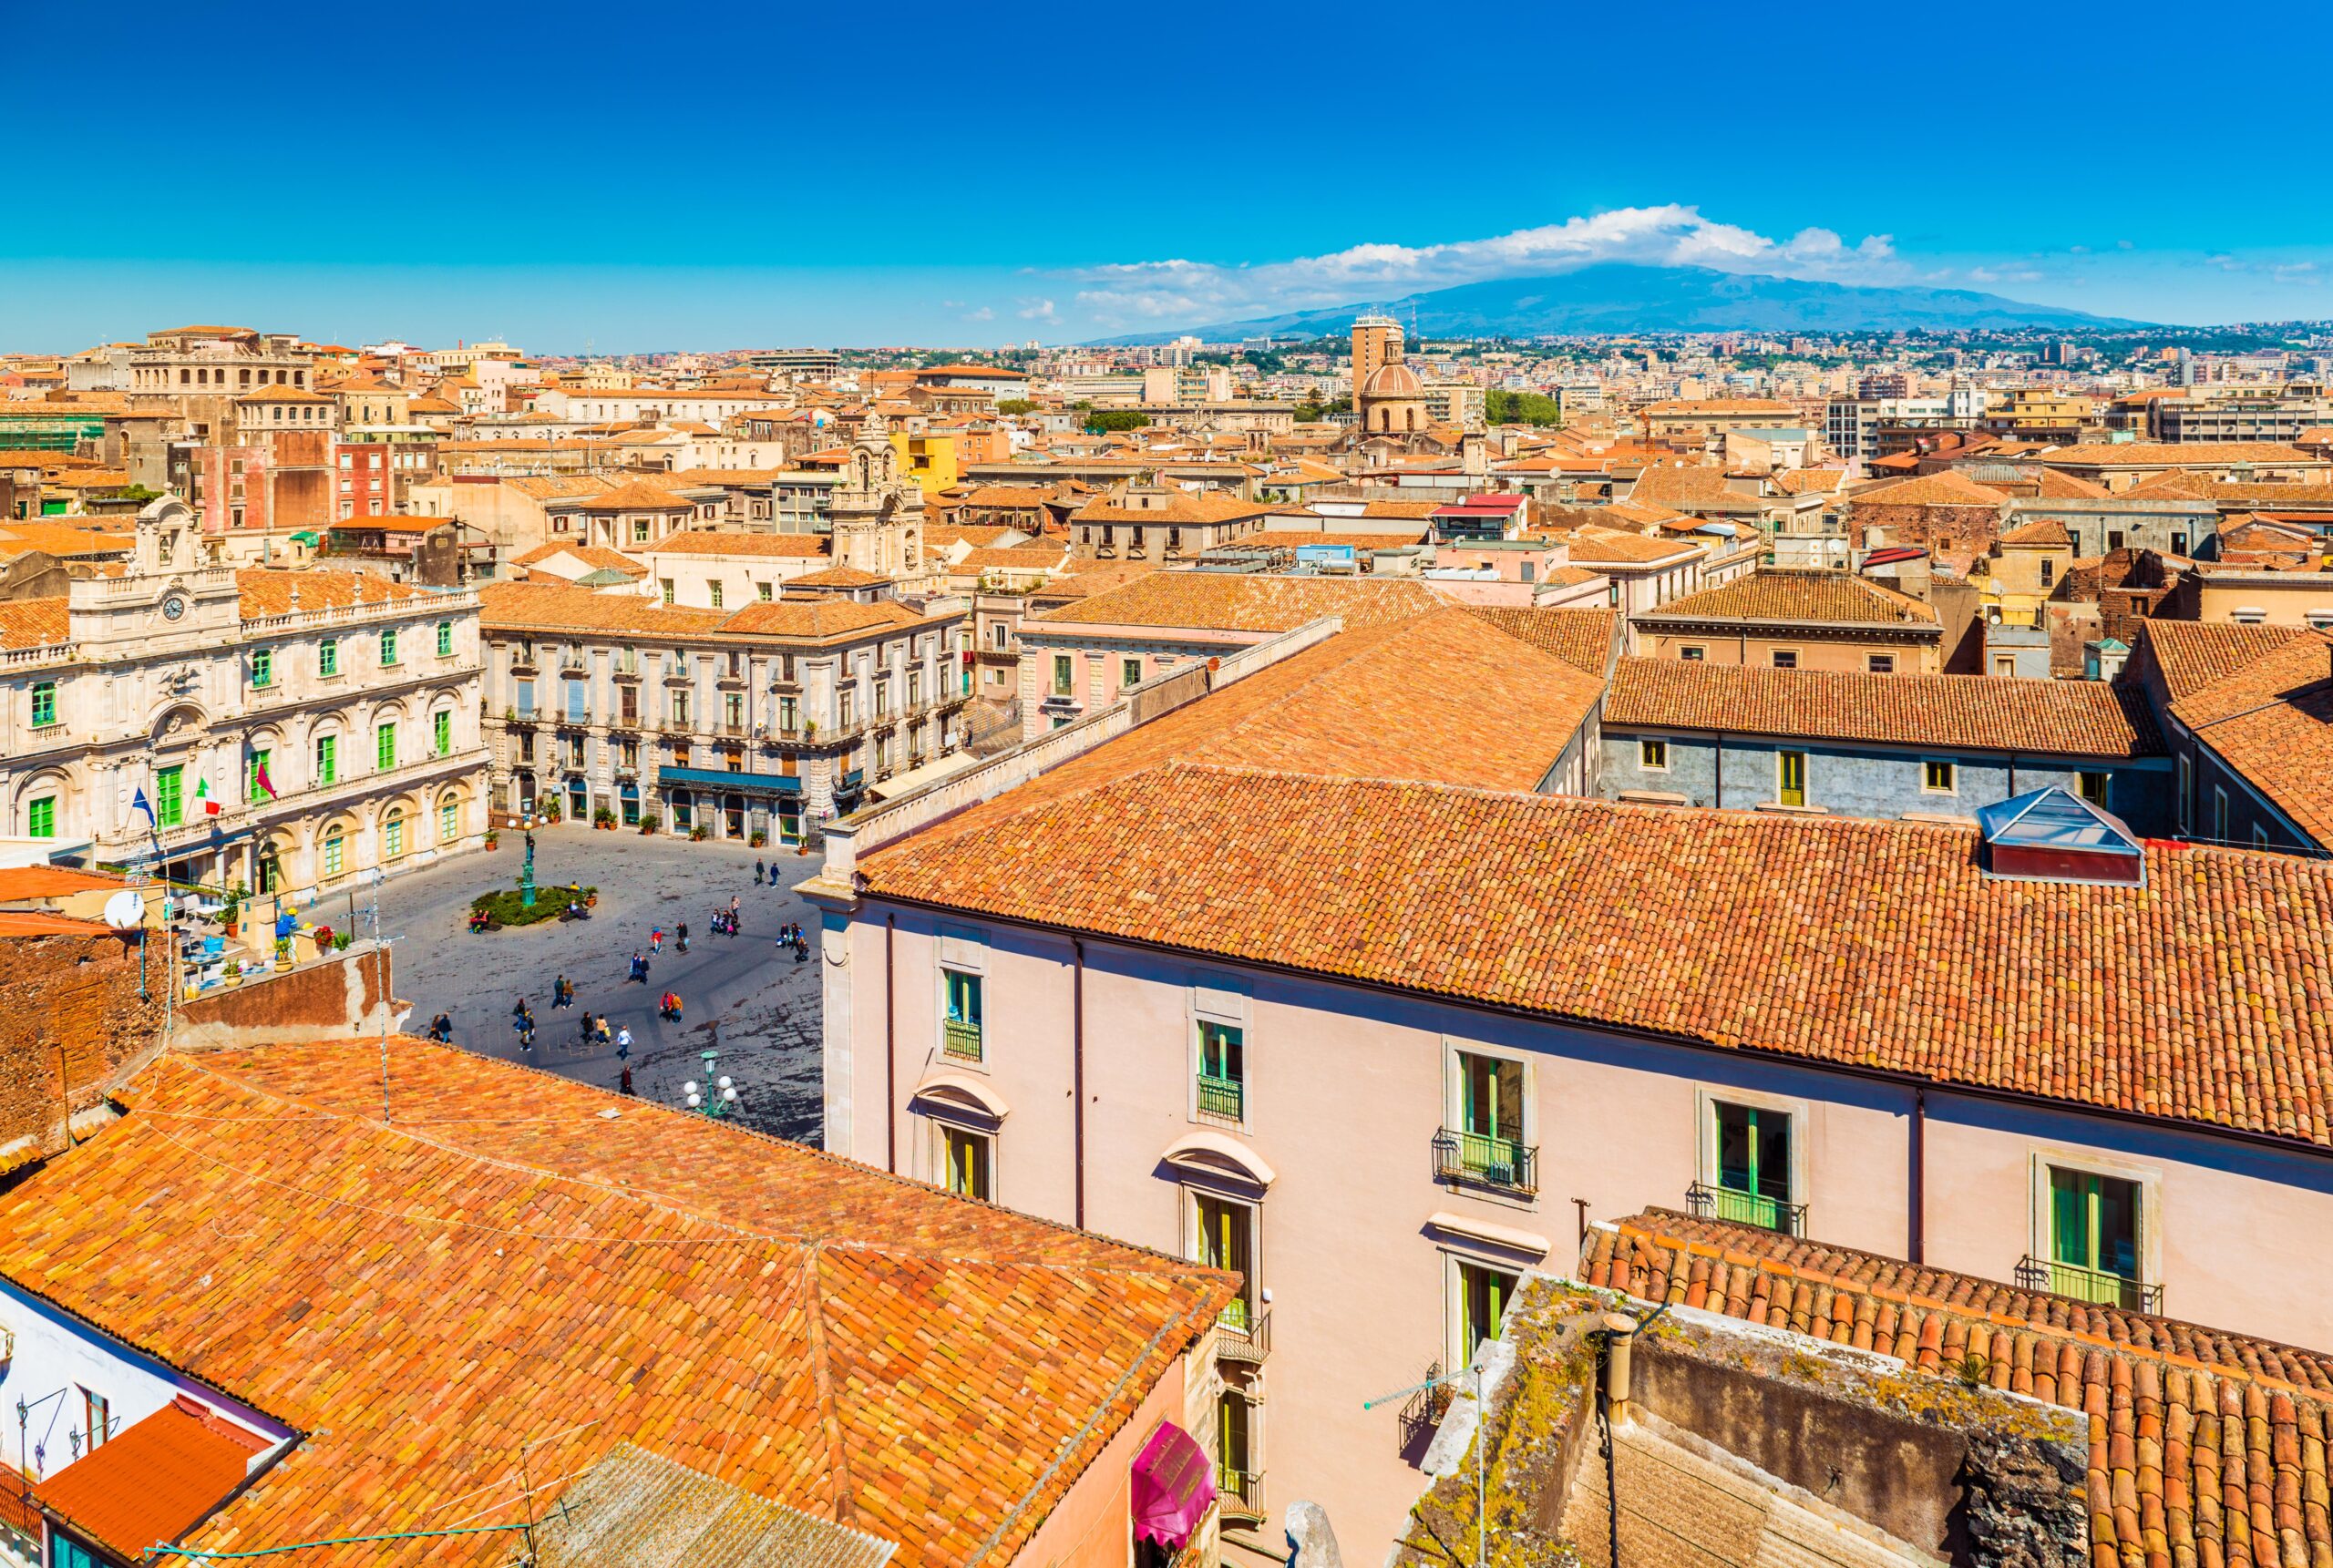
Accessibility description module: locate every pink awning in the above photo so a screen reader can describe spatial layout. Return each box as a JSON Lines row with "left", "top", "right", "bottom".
{"left": 1130, "top": 1421, "right": 1217, "bottom": 1549}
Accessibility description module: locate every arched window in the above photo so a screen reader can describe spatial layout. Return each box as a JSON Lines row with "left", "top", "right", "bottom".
{"left": 438, "top": 795, "right": 459, "bottom": 842}
{"left": 323, "top": 829, "right": 345, "bottom": 878}
{"left": 384, "top": 812, "right": 407, "bottom": 859}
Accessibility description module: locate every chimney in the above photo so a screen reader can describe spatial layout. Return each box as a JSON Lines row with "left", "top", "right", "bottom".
{"left": 1601, "top": 1313, "right": 1638, "bottom": 1426}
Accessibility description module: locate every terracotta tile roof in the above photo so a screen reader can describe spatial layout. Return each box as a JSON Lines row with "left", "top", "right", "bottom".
{"left": 1606, "top": 657, "right": 2162, "bottom": 757}
{"left": 0, "top": 599, "right": 68, "bottom": 650}
{"left": 502, "top": 476, "right": 617, "bottom": 501}
{"left": 1850, "top": 470, "right": 2010, "bottom": 507}
{"left": 1772, "top": 467, "right": 1850, "bottom": 495}
{"left": 2028, "top": 467, "right": 2110, "bottom": 499}
{"left": 783, "top": 566, "right": 888, "bottom": 589}
{"left": 2139, "top": 620, "right": 2316, "bottom": 702}
{"left": 0, "top": 866, "right": 122, "bottom": 901}
{"left": 1637, "top": 569, "right": 1938, "bottom": 628}
{"left": 1999, "top": 517, "right": 2074, "bottom": 548}
{"left": 956, "top": 545, "right": 1069, "bottom": 569}
{"left": 1457, "top": 606, "right": 1617, "bottom": 674}
{"left": 0, "top": 1042, "right": 1229, "bottom": 1568}
{"left": 564, "top": 479, "right": 700, "bottom": 513}
{"left": 234, "top": 569, "right": 423, "bottom": 619}
{"left": 2043, "top": 442, "right": 2322, "bottom": 466}
{"left": 0, "top": 523, "right": 130, "bottom": 558}
{"left": 232, "top": 386, "right": 334, "bottom": 405}
{"left": 479, "top": 581, "right": 730, "bottom": 639}
{"left": 862, "top": 773, "right": 2333, "bottom": 1147}
{"left": 1641, "top": 399, "right": 1797, "bottom": 415}
{"left": 0, "top": 911, "right": 111, "bottom": 937}
{"left": 1581, "top": 1211, "right": 2333, "bottom": 1567}
{"left": 1033, "top": 573, "right": 1445, "bottom": 633}
{"left": 508, "top": 543, "right": 649, "bottom": 578}
{"left": 1236, "top": 529, "right": 1430, "bottom": 552}
{"left": 1068, "top": 492, "right": 1273, "bottom": 527}
{"left": 642, "top": 528, "right": 829, "bottom": 559}
{"left": 1562, "top": 530, "right": 1702, "bottom": 567}
{"left": 717, "top": 600, "right": 923, "bottom": 638}
{"left": 36, "top": 1395, "right": 272, "bottom": 1562}
{"left": 2125, "top": 470, "right": 2218, "bottom": 501}
{"left": 2166, "top": 629, "right": 2333, "bottom": 846}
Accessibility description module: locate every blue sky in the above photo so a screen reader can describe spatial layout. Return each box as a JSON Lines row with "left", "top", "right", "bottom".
{"left": 6, "top": 0, "right": 2329, "bottom": 352}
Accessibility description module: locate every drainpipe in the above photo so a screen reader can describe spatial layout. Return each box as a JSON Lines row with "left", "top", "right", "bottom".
{"left": 884, "top": 915, "right": 897, "bottom": 1173}
{"left": 1909, "top": 1086, "right": 1927, "bottom": 1265}
{"left": 1601, "top": 1313, "right": 1638, "bottom": 1427}
{"left": 1072, "top": 938, "right": 1086, "bottom": 1230}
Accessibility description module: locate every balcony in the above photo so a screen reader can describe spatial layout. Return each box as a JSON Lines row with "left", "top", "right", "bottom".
{"left": 1217, "top": 1468, "right": 1263, "bottom": 1528}
{"left": 656, "top": 717, "right": 694, "bottom": 736}
{"left": 941, "top": 1018, "right": 982, "bottom": 1061}
{"left": 1216, "top": 1302, "right": 1269, "bottom": 1366}
{"left": 1197, "top": 1072, "right": 1244, "bottom": 1125}
{"left": 507, "top": 708, "right": 540, "bottom": 726}
{"left": 2015, "top": 1256, "right": 2160, "bottom": 1313}
{"left": 1431, "top": 1128, "right": 1536, "bottom": 1194}
{"left": 1685, "top": 1182, "right": 1808, "bottom": 1237}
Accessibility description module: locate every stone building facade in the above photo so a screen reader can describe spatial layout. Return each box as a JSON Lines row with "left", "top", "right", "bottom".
{"left": 0, "top": 499, "right": 489, "bottom": 897}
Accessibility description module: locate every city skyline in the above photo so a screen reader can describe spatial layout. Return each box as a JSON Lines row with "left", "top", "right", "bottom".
{"left": 9, "top": 0, "right": 2333, "bottom": 351}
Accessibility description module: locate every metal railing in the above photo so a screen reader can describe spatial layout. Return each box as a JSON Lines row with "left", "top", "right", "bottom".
{"left": 1686, "top": 1182, "right": 1808, "bottom": 1237}
{"left": 941, "top": 1018, "right": 982, "bottom": 1061}
{"left": 1431, "top": 1128, "right": 1536, "bottom": 1194}
{"left": 1216, "top": 1303, "right": 1269, "bottom": 1365}
{"left": 2015, "top": 1256, "right": 2161, "bottom": 1313}
{"left": 1217, "top": 1467, "right": 1263, "bottom": 1522}
{"left": 1197, "top": 1072, "right": 1244, "bottom": 1124}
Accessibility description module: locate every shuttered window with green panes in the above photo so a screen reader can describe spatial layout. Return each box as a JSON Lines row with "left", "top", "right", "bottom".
{"left": 2049, "top": 1167, "right": 2142, "bottom": 1307}
{"left": 1196, "top": 1195, "right": 1253, "bottom": 1330}
{"left": 1459, "top": 1260, "right": 1518, "bottom": 1360}
{"left": 1457, "top": 1051, "right": 1527, "bottom": 1185}
{"left": 1711, "top": 1102, "right": 1793, "bottom": 1229}
{"left": 1197, "top": 1020, "right": 1244, "bottom": 1123}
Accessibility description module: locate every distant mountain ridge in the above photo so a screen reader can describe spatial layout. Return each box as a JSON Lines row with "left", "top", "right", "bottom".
{"left": 1099, "top": 264, "right": 2145, "bottom": 343}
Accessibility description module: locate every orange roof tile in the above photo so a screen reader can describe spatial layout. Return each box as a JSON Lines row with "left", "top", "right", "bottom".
{"left": 0, "top": 866, "right": 122, "bottom": 901}
{"left": 1606, "top": 657, "right": 2161, "bottom": 757}
{"left": 1456, "top": 606, "right": 1616, "bottom": 675}
{"left": 233, "top": 569, "right": 423, "bottom": 618}
{"left": 1033, "top": 573, "right": 1445, "bottom": 633}
{"left": 0, "top": 1042, "right": 1230, "bottom": 1568}
{"left": 2164, "top": 628, "right": 2333, "bottom": 846}
{"left": 861, "top": 772, "right": 2333, "bottom": 1147}
{"left": 0, "top": 599, "right": 71, "bottom": 650}
{"left": 1637, "top": 569, "right": 1938, "bottom": 628}
{"left": 37, "top": 1397, "right": 272, "bottom": 1562}
{"left": 642, "top": 529, "right": 829, "bottom": 559}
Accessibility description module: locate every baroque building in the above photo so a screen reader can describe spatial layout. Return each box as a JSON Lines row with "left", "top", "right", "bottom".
{"left": 0, "top": 498, "right": 488, "bottom": 897}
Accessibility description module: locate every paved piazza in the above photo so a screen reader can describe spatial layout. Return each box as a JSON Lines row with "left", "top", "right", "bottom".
{"left": 374, "top": 828, "right": 827, "bottom": 1141}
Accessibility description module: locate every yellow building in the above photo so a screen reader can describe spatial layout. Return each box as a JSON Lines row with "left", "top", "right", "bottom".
{"left": 890, "top": 431, "right": 961, "bottom": 494}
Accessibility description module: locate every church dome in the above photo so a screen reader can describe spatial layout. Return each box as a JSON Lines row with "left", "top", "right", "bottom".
{"left": 1361, "top": 362, "right": 1423, "bottom": 398}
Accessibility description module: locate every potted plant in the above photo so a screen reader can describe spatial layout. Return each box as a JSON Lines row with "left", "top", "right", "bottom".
{"left": 540, "top": 801, "right": 561, "bottom": 824}
{"left": 640, "top": 811, "right": 662, "bottom": 835}
{"left": 221, "top": 881, "right": 245, "bottom": 938}
{"left": 484, "top": 828, "right": 500, "bottom": 850}
{"left": 689, "top": 824, "right": 711, "bottom": 841}
{"left": 749, "top": 830, "right": 767, "bottom": 847}
{"left": 593, "top": 805, "right": 616, "bottom": 829}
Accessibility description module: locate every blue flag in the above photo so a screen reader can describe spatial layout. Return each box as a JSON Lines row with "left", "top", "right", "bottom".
{"left": 131, "top": 787, "right": 155, "bottom": 826}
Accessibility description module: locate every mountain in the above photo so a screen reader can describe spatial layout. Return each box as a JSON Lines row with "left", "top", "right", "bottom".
{"left": 1103, "top": 264, "right": 2145, "bottom": 343}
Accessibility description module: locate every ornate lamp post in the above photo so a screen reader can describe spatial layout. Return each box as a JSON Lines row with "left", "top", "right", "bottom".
{"left": 683, "top": 1049, "right": 738, "bottom": 1118}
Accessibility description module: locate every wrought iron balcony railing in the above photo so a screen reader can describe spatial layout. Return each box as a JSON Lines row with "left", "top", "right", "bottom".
{"left": 1432, "top": 1128, "right": 1536, "bottom": 1194}
{"left": 2015, "top": 1255, "right": 2160, "bottom": 1313}
{"left": 1686, "top": 1181, "right": 1808, "bottom": 1237}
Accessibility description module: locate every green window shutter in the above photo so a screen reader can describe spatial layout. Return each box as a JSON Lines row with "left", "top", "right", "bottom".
{"left": 435, "top": 712, "right": 451, "bottom": 755}
{"left": 319, "top": 640, "right": 338, "bottom": 676}
{"left": 30, "top": 682, "right": 54, "bottom": 727}
{"left": 27, "top": 798, "right": 53, "bottom": 838}
{"left": 317, "top": 734, "right": 336, "bottom": 785}
{"left": 376, "top": 724, "right": 396, "bottom": 770}
{"left": 382, "top": 630, "right": 397, "bottom": 665}
{"left": 157, "top": 766, "right": 182, "bottom": 826}
{"left": 2050, "top": 1168, "right": 2091, "bottom": 1268}
{"left": 252, "top": 649, "right": 272, "bottom": 687}
{"left": 437, "top": 621, "right": 453, "bottom": 657}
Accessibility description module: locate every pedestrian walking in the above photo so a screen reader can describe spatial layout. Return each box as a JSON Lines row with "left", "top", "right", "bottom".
{"left": 651, "top": 927, "right": 663, "bottom": 955}
{"left": 628, "top": 951, "right": 648, "bottom": 983}
{"left": 619, "top": 1066, "right": 635, "bottom": 1096}
{"left": 553, "top": 974, "right": 571, "bottom": 1009}
{"left": 616, "top": 1026, "right": 632, "bottom": 1061}
{"left": 578, "top": 1010, "right": 596, "bottom": 1045}
{"left": 428, "top": 1011, "right": 452, "bottom": 1042}
{"left": 677, "top": 921, "right": 690, "bottom": 954}
{"left": 754, "top": 859, "right": 765, "bottom": 886}
{"left": 728, "top": 896, "right": 740, "bottom": 917}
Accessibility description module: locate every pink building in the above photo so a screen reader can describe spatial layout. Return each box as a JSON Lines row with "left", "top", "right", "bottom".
{"left": 807, "top": 605, "right": 2333, "bottom": 1564}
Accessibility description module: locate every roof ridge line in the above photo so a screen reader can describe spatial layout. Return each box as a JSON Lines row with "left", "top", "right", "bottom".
{"left": 799, "top": 1243, "right": 858, "bottom": 1525}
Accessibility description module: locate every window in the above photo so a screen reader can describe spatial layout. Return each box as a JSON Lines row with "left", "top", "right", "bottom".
{"left": 1052, "top": 654, "right": 1074, "bottom": 697}
{"left": 315, "top": 734, "right": 337, "bottom": 785}
{"left": 1195, "top": 1194, "right": 1255, "bottom": 1327}
{"left": 1638, "top": 738, "right": 1668, "bottom": 772}
{"left": 252, "top": 649, "right": 272, "bottom": 688}
{"left": 1457, "top": 1259, "right": 1519, "bottom": 1362}
{"left": 941, "top": 968, "right": 983, "bottom": 1061}
{"left": 634, "top": 520, "right": 652, "bottom": 544}
{"left": 1197, "top": 1020, "right": 1244, "bottom": 1123}
{"left": 2176, "top": 753, "right": 2192, "bottom": 831}
{"left": 1994, "top": 655, "right": 2017, "bottom": 677}
{"left": 437, "top": 621, "right": 454, "bottom": 658}
{"left": 319, "top": 639, "right": 340, "bottom": 677}
{"left": 1451, "top": 1050, "right": 1528, "bottom": 1187}
{"left": 661, "top": 579, "right": 676, "bottom": 605}
{"left": 756, "top": 580, "right": 773, "bottom": 601}
{"left": 1707, "top": 1101, "right": 1794, "bottom": 1229}
{"left": 2076, "top": 771, "right": 2109, "bottom": 808}
{"left": 2212, "top": 785, "right": 2229, "bottom": 842}
{"left": 247, "top": 748, "right": 271, "bottom": 802}
{"left": 30, "top": 680, "right": 55, "bottom": 727}
{"left": 82, "top": 1389, "right": 109, "bottom": 1451}
{"left": 435, "top": 712, "right": 452, "bottom": 756}
{"left": 1922, "top": 759, "right": 1956, "bottom": 794}
{"left": 376, "top": 723, "right": 396, "bottom": 771}
{"left": 708, "top": 580, "right": 724, "bottom": 610}
{"left": 440, "top": 799, "right": 458, "bottom": 841}
{"left": 1776, "top": 750, "right": 1807, "bottom": 807}
{"left": 381, "top": 629, "right": 398, "bottom": 666}
{"left": 1680, "top": 645, "right": 1705, "bottom": 661}
{"left": 384, "top": 813, "right": 406, "bottom": 859}
{"left": 2040, "top": 559, "right": 2055, "bottom": 589}
{"left": 156, "top": 765, "right": 184, "bottom": 827}
{"left": 1770, "top": 649, "right": 1798, "bottom": 670}
{"left": 27, "top": 796, "right": 54, "bottom": 839}
{"left": 2045, "top": 1166, "right": 2143, "bottom": 1306}
{"left": 323, "top": 830, "right": 344, "bottom": 877}
{"left": 943, "top": 1126, "right": 991, "bottom": 1200}
{"left": 1866, "top": 654, "right": 1895, "bottom": 674}
{"left": 1217, "top": 1389, "right": 1258, "bottom": 1511}
{"left": 1121, "top": 656, "right": 1143, "bottom": 688}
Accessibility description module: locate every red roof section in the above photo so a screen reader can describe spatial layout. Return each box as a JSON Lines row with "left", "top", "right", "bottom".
{"left": 37, "top": 1397, "right": 270, "bottom": 1560}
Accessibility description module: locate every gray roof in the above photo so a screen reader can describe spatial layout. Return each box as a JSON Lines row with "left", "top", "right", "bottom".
{"left": 536, "top": 1444, "right": 896, "bottom": 1568}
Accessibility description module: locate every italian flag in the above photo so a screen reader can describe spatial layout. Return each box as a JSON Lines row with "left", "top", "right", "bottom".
{"left": 195, "top": 777, "right": 221, "bottom": 816}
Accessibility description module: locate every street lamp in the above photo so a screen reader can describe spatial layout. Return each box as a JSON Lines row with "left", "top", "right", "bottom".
{"left": 683, "top": 1050, "right": 738, "bottom": 1117}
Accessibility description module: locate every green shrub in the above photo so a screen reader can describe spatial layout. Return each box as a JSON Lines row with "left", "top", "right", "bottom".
{"left": 469, "top": 886, "right": 596, "bottom": 928}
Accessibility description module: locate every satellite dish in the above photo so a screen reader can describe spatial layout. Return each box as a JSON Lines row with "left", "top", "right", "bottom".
{"left": 102, "top": 890, "right": 145, "bottom": 930}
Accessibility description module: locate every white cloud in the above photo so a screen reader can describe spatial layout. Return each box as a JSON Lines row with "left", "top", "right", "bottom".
{"left": 961, "top": 306, "right": 995, "bottom": 323}
{"left": 1016, "top": 297, "right": 1057, "bottom": 321}
{"left": 1064, "top": 205, "right": 1908, "bottom": 328}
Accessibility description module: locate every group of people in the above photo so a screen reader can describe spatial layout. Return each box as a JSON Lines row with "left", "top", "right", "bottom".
{"left": 777, "top": 921, "right": 808, "bottom": 963}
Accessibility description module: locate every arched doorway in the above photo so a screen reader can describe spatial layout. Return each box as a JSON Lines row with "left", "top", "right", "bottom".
{"left": 619, "top": 781, "right": 640, "bottom": 826}
{"left": 723, "top": 793, "right": 745, "bottom": 840}
{"left": 670, "top": 788, "right": 694, "bottom": 833}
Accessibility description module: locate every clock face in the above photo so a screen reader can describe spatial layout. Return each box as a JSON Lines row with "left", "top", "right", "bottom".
{"left": 161, "top": 595, "right": 187, "bottom": 621}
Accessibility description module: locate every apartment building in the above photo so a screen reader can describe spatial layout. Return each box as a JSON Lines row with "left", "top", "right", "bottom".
{"left": 2154, "top": 390, "right": 2332, "bottom": 445}
{"left": 0, "top": 499, "right": 488, "bottom": 897}
{"left": 805, "top": 609, "right": 2333, "bottom": 1560}
{"left": 1822, "top": 388, "right": 1983, "bottom": 465}
{"left": 2123, "top": 619, "right": 2332, "bottom": 854}
{"left": 1629, "top": 569, "right": 1946, "bottom": 671}
{"left": 635, "top": 528, "right": 833, "bottom": 608}
{"left": 478, "top": 581, "right": 970, "bottom": 841}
